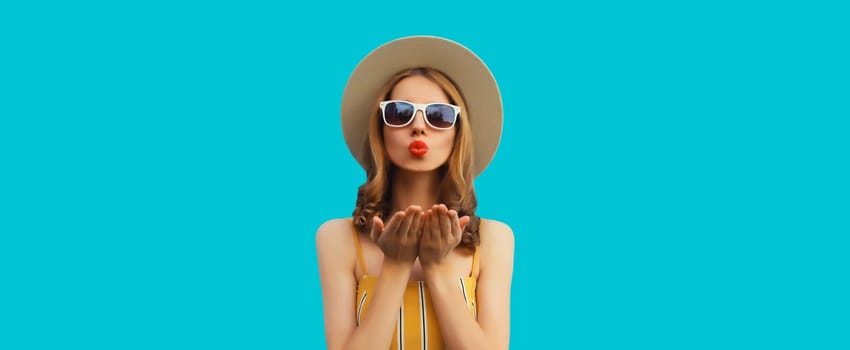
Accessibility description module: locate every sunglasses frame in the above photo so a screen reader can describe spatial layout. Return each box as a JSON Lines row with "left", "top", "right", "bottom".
{"left": 379, "top": 100, "right": 461, "bottom": 130}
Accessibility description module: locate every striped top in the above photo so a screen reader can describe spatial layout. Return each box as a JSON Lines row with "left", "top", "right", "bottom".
{"left": 352, "top": 225, "right": 478, "bottom": 350}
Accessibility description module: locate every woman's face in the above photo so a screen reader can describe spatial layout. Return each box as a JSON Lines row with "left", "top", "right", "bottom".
{"left": 383, "top": 75, "right": 457, "bottom": 174}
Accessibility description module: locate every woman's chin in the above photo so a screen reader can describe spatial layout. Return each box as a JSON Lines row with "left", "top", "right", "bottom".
{"left": 394, "top": 162, "right": 444, "bottom": 174}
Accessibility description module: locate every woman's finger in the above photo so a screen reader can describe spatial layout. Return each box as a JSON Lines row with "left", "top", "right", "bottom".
{"left": 439, "top": 205, "right": 452, "bottom": 239}
{"left": 449, "top": 209, "right": 460, "bottom": 239}
{"left": 370, "top": 216, "right": 384, "bottom": 242}
{"left": 430, "top": 207, "right": 442, "bottom": 242}
{"left": 398, "top": 208, "right": 414, "bottom": 239}
{"left": 383, "top": 211, "right": 405, "bottom": 238}
{"left": 409, "top": 208, "right": 423, "bottom": 240}
{"left": 459, "top": 215, "right": 471, "bottom": 232}
{"left": 424, "top": 210, "right": 434, "bottom": 244}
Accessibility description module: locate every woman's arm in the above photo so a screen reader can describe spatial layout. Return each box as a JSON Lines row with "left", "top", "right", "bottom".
{"left": 316, "top": 218, "right": 408, "bottom": 350}
{"left": 421, "top": 209, "right": 515, "bottom": 350}
{"left": 316, "top": 209, "right": 424, "bottom": 350}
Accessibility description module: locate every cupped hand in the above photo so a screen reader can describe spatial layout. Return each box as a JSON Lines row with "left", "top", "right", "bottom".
{"left": 370, "top": 205, "right": 423, "bottom": 264}
{"left": 418, "top": 204, "right": 470, "bottom": 267}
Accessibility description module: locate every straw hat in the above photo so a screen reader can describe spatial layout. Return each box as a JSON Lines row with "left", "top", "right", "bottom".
{"left": 340, "top": 35, "right": 503, "bottom": 178}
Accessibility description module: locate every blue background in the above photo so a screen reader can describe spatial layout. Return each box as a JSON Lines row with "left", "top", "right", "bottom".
{"left": 2, "top": 1, "right": 848, "bottom": 349}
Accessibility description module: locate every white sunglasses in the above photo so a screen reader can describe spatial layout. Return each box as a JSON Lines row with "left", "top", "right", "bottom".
{"left": 379, "top": 100, "right": 461, "bottom": 130}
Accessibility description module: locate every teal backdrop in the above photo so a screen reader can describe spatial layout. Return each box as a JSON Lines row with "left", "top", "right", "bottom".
{"left": 2, "top": 1, "right": 847, "bottom": 349}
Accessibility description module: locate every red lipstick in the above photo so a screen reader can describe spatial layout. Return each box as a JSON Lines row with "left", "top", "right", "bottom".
{"left": 408, "top": 140, "right": 429, "bottom": 157}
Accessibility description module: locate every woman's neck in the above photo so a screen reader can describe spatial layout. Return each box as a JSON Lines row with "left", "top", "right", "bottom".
{"left": 390, "top": 168, "right": 441, "bottom": 212}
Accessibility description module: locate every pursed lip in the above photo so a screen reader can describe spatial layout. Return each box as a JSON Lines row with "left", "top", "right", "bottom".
{"left": 408, "top": 140, "right": 429, "bottom": 157}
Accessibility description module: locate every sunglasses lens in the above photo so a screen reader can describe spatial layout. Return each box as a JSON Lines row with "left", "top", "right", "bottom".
{"left": 384, "top": 102, "right": 414, "bottom": 126}
{"left": 426, "top": 104, "right": 457, "bottom": 129}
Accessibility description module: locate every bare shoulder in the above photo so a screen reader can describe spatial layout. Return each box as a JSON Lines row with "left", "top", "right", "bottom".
{"left": 477, "top": 218, "right": 515, "bottom": 264}
{"left": 479, "top": 218, "right": 515, "bottom": 247}
{"left": 316, "top": 217, "right": 353, "bottom": 235}
{"left": 477, "top": 218, "right": 514, "bottom": 280}
{"left": 315, "top": 218, "right": 355, "bottom": 253}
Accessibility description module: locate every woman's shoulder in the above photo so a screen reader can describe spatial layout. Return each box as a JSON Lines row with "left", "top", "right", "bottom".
{"left": 477, "top": 218, "right": 515, "bottom": 247}
{"left": 479, "top": 218, "right": 513, "bottom": 236}
{"left": 475, "top": 218, "right": 515, "bottom": 274}
{"left": 315, "top": 217, "right": 355, "bottom": 249}
{"left": 317, "top": 217, "right": 353, "bottom": 232}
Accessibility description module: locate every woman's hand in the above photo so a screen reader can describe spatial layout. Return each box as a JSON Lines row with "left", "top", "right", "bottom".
{"left": 371, "top": 205, "right": 424, "bottom": 264}
{"left": 419, "top": 204, "right": 470, "bottom": 267}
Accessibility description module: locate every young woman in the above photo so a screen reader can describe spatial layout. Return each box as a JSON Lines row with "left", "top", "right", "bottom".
{"left": 317, "top": 36, "right": 514, "bottom": 350}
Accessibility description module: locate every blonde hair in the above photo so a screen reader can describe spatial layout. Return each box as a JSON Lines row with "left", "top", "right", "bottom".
{"left": 352, "top": 67, "right": 480, "bottom": 250}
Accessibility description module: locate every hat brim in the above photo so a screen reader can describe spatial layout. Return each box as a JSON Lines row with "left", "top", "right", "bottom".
{"left": 341, "top": 36, "right": 503, "bottom": 178}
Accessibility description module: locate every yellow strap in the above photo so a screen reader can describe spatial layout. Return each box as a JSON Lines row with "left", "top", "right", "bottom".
{"left": 470, "top": 247, "right": 479, "bottom": 278}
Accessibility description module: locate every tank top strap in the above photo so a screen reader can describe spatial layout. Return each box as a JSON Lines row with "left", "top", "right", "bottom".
{"left": 350, "top": 219, "right": 368, "bottom": 276}
{"left": 470, "top": 246, "right": 480, "bottom": 278}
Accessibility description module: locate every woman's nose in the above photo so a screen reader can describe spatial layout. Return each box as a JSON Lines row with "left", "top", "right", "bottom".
{"left": 410, "top": 110, "right": 427, "bottom": 134}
